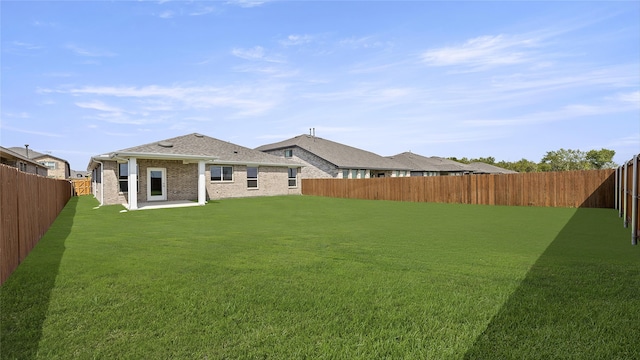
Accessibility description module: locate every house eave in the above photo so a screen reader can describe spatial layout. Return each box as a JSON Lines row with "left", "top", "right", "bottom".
{"left": 213, "top": 159, "right": 304, "bottom": 168}
{"left": 112, "top": 152, "right": 218, "bottom": 161}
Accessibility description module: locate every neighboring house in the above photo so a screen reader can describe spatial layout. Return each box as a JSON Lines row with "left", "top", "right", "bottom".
{"left": 87, "top": 133, "right": 303, "bottom": 210}
{"left": 465, "top": 162, "right": 518, "bottom": 174}
{"left": 256, "top": 134, "right": 411, "bottom": 179}
{"left": 70, "top": 170, "right": 91, "bottom": 179}
{"left": 0, "top": 146, "right": 49, "bottom": 176}
{"left": 8, "top": 147, "right": 71, "bottom": 179}
{"left": 387, "top": 152, "right": 470, "bottom": 176}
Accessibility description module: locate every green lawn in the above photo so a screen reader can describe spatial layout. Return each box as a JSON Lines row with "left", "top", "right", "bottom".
{"left": 1, "top": 195, "right": 637, "bottom": 359}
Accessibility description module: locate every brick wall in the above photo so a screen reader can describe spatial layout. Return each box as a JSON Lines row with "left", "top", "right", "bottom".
{"left": 37, "top": 156, "right": 68, "bottom": 179}
{"left": 206, "top": 164, "right": 301, "bottom": 200}
{"left": 96, "top": 160, "right": 301, "bottom": 205}
{"left": 101, "top": 161, "right": 127, "bottom": 205}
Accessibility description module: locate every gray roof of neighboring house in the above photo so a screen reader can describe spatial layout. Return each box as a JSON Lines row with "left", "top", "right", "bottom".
{"left": 255, "top": 134, "right": 409, "bottom": 170}
{"left": 8, "top": 147, "right": 69, "bottom": 163}
{"left": 1, "top": 146, "right": 49, "bottom": 168}
{"left": 90, "top": 133, "right": 302, "bottom": 169}
{"left": 466, "top": 162, "right": 518, "bottom": 174}
{"left": 387, "top": 152, "right": 470, "bottom": 172}
{"left": 70, "top": 170, "right": 90, "bottom": 178}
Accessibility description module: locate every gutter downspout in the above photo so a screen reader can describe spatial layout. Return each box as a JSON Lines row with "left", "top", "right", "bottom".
{"left": 624, "top": 161, "right": 628, "bottom": 228}
{"left": 94, "top": 160, "right": 105, "bottom": 206}
{"left": 614, "top": 166, "right": 619, "bottom": 212}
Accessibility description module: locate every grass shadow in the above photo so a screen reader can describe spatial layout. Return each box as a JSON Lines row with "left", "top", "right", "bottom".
{"left": 464, "top": 207, "right": 639, "bottom": 359}
{"left": 0, "top": 196, "right": 78, "bottom": 359}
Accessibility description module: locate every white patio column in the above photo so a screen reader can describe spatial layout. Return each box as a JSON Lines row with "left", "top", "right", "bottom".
{"left": 128, "top": 157, "right": 138, "bottom": 210}
{"left": 198, "top": 160, "right": 206, "bottom": 205}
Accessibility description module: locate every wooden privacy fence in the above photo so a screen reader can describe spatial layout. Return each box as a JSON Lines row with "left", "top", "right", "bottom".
{"left": 72, "top": 178, "right": 92, "bottom": 196}
{"left": 0, "top": 164, "right": 73, "bottom": 285}
{"left": 302, "top": 169, "right": 615, "bottom": 209}
{"left": 615, "top": 154, "right": 639, "bottom": 245}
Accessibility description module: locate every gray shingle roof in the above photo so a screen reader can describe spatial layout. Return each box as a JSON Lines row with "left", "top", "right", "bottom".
{"left": 103, "top": 133, "right": 301, "bottom": 166}
{"left": 466, "top": 162, "right": 518, "bottom": 174}
{"left": 256, "top": 134, "right": 409, "bottom": 170}
{"left": 387, "top": 152, "right": 469, "bottom": 172}
{"left": 1, "top": 146, "right": 49, "bottom": 167}
{"left": 8, "top": 147, "right": 68, "bottom": 163}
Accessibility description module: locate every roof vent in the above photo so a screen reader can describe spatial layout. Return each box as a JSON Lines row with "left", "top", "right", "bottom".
{"left": 194, "top": 133, "right": 204, "bottom": 138}
{"left": 158, "top": 141, "right": 173, "bottom": 148}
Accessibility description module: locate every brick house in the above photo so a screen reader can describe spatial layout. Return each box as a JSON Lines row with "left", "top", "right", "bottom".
{"left": 256, "top": 134, "right": 410, "bottom": 179}
{"left": 7, "top": 147, "right": 71, "bottom": 179}
{"left": 88, "top": 133, "right": 303, "bottom": 210}
{"left": 0, "top": 146, "right": 49, "bottom": 176}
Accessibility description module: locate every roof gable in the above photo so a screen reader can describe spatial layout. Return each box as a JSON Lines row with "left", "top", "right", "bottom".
{"left": 256, "top": 134, "right": 409, "bottom": 170}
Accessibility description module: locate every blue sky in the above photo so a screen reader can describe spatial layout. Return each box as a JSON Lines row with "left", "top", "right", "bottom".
{"left": 2, "top": 1, "right": 639, "bottom": 171}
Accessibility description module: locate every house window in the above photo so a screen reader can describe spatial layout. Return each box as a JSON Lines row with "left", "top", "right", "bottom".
{"left": 342, "top": 169, "right": 349, "bottom": 179}
{"left": 118, "top": 163, "right": 129, "bottom": 192}
{"left": 247, "top": 167, "right": 258, "bottom": 188}
{"left": 284, "top": 149, "right": 293, "bottom": 158}
{"left": 211, "top": 166, "right": 233, "bottom": 182}
{"left": 359, "top": 170, "right": 366, "bottom": 178}
{"left": 288, "top": 168, "right": 297, "bottom": 187}
{"left": 41, "top": 161, "right": 56, "bottom": 169}
{"left": 19, "top": 162, "right": 27, "bottom": 172}
{"left": 352, "top": 169, "right": 358, "bottom": 179}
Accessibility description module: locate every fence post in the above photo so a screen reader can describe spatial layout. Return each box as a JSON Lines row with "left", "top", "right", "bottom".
{"left": 614, "top": 166, "right": 619, "bottom": 211}
{"left": 623, "top": 161, "right": 628, "bottom": 227}
{"left": 632, "top": 155, "right": 638, "bottom": 245}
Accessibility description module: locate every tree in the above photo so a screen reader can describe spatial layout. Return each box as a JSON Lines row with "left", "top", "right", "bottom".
{"left": 586, "top": 149, "right": 617, "bottom": 169}
{"left": 470, "top": 156, "right": 496, "bottom": 165}
{"left": 508, "top": 158, "right": 539, "bottom": 173}
{"left": 539, "top": 148, "right": 591, "bottom": 171}
{"left": 448, "top": 157, "right": 470, "bottom": 164}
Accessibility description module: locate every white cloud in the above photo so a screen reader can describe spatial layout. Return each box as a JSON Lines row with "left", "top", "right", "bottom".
{"left": 613, "top": 90, "right": 640, "bottom": 104}
{"left": 75, "top": 100, "right": 124, "bottom": 113}
{"left": 339, "top": 36, "right": 389, "bottom": 49}
{"left": 12, "top": 41, "right": 42, "bottom": 50}
{"left": 280, "top": 34, "right": 313, "bottom": 46}
{"left": 422, "top": 34, "right": 539, "bottom": 70}
{"left": 66, "top": 44, "right": 116, "bottom": 57}
{"left": 0, "top": 125, "right": 64, "bottom": 137}
{"left": 189, "top": 6, "right": 216, "bottom": 16}
{"left": 464, "top": 96, "right": 639, "bottom": 128}
{"left": 52, "top": 83, "right": 284, "bottom": 118}
{"left": 231, "top": 46, "right": 284, "bottom": 63}
{"left": 232, "top": 46, "right": 265, "bottom": 60}
{"left": 2, "top": 112, "right": 31, "bottom": 119}
{"left": 158, "top": 10, "right": 174, "bottom": 19}
{"left": 226, "top": 0, "right": 268, "bottom": 8}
